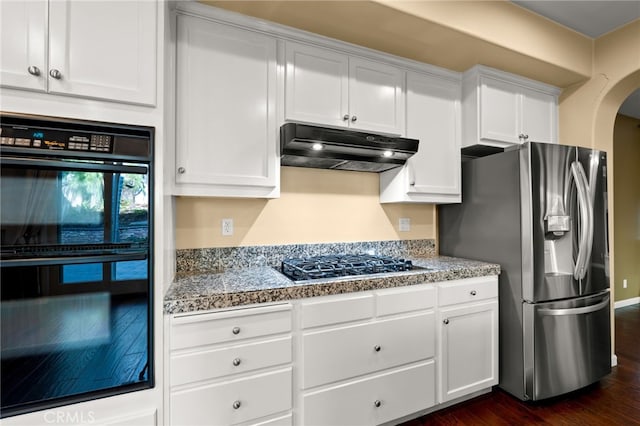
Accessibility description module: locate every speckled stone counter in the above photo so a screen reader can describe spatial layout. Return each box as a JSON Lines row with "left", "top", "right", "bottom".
{"left": 164, "top": 253, "right": 500, "bottom": 314}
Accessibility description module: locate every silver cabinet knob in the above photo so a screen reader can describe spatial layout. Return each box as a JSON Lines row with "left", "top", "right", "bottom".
{"left": 232, "top": 400, "right": 241, "bottom": 409}
{"left": 374, "top": 400, "right": 381, "bottom": 408}
{"left": 443, "top": 319, "right": 449, "bottom": 324}
{"left": 232, "top": 326, "right": 241, "bottom": 335}
{"left": 343, "top": 114, "right": 350, "bottom": 121}
{"left": 177, "top": 167, "right": 186, "bottom": 174}
{"left": 27, "top": 66, "right": 41, "bottom": 76}
{"left": 49, "top": 69, "right": 62, "bottom": 79}
{"left": 351, "top": 115, "right": 358, "bottom": 122}
{"left": 374, "top": 345, "right": 381, "bottom": 352}
{"left": 470, "top": 290, "right": 477, "bottom": 296}
{"left": 519, "top": 133, "right": 529, "bottom": 140}
{"left": 232, "top": 358, "right": 241, "bottom": 366}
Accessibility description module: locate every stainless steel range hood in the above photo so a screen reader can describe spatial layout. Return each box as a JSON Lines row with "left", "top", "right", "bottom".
{"left": 280, "top": 123, "right": 419, "bottom": 172}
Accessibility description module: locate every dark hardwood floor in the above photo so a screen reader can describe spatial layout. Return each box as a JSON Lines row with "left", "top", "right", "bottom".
{"left": 402, "top": 304, "right": 640, "bottom": 426}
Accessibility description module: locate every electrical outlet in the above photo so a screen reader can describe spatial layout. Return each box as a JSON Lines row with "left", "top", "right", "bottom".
{"left": 623, "top": 279, "right": 628, "bottom": 289}
{"left": 221, "top": 218, "right": 233, "bottom": 236}
{"left": 399, "top": 217, "right": 411, "bottom": 232}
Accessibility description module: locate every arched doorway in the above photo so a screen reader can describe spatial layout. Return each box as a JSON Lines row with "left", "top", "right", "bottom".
{"left": 592, "top": 70, "right": 640, "bottom": 362}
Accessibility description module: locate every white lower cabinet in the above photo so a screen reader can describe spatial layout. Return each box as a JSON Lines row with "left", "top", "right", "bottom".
{"left": 303, "top": 361, "right": 435, "bottom": 426}
{"left": 168, "top": 304, "right": 293, "bottom": 426}
{"left": 167, "top": 277, "right": 499, "bottom": 425}
{"left": 437, "top": 276, "right": 499, "bottom": 403}
{"left": 171, "top": 368, "right": 292, "bottom": 426}
{"left": 298, "top": 284, "right": 437, "bottom": 425}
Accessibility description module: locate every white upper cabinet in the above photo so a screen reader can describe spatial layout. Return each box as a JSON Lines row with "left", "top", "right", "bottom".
{"left": 380, "top": 71, "right": 462, "bottom": 204}
{"left": 0, "top": 1, "right": 47, "bottom": 92}
{"left": 285, "top": 42, "right": 349, "bottom": 128}
{"left": 462, "top": 65, "right": 559, "bottom": 148}
{"left": 0, "top": 0, "right": 157, "bottom": 106}
{"left": 174, "top": 14, "right": 279, "bottom": 198}
{"left": 285, "top": 41, "right": 405, "bottom": 135}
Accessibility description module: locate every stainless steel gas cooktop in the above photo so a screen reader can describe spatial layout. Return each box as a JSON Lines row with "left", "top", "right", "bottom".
{"left": 281, "top": 254, "right": 414, "bottom": 281}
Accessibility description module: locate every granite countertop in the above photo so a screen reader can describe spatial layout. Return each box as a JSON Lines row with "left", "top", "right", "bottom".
{"left": 164, "top": 256, "right": 500, "bottom": 314}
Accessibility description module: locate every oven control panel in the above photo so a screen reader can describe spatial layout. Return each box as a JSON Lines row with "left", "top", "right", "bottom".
{"left": 1, "top": 126, "right": 113, "bottom": 153}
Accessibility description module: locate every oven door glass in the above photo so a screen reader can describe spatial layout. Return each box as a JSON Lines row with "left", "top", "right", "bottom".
{"left": 0, "top": 160, "right": 152, "bottom": 417}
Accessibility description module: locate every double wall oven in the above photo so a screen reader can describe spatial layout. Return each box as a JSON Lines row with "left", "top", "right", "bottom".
{"left": 0, "top": 113, "right": 154, "bottom": 417}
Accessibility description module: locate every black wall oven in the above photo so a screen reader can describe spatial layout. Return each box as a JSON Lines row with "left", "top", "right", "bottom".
{"left": 0, "top": 113, "right": 154, "bottom": 418}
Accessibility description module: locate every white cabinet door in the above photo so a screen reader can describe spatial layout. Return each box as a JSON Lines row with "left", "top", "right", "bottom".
{"left": 349, "top": 57, "right": 405, "bottom": 135}
{"left": 284, "top": 42, "right": 404, "bottom": 135}
{"left": 47, "top": 0, "right": 156, "bottom": 105}
{"left": 521, "top": 86, "right": 557, "bottom": 143}
{"left": 0, "top": 0, "right": 47, "bottom": 91}
{"left": 439, "top": 299, "right": 499, "bottom": 403}
{"left": 175, "top": 15, "right": 278, "bottom": 197}
{"left": 285, "top": 41, "right": 348, "bottom": 128}
{"left": 379, "top": 71, "right": 461, "bottom": 203}
{"left": 479, "top": 76, "right": 520, "bottom": 145}
{"left": 0, "top": 0, "right": 156, "bottom": 105}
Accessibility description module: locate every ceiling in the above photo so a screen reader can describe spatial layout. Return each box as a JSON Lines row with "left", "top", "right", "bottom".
{"left": 513, "top": 1, "right": 640, "bottom": 119}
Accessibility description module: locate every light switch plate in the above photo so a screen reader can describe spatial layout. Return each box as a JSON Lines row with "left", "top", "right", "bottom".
{"left": 399, "top": 217, "right": 411, "bottom": 232}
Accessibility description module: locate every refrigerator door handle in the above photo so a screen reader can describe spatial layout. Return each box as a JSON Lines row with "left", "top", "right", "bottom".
{"left": 537, "top": 298, "right": 609, "bottom": 316}
{"left": 571, "top": 161, "right": 594, "bottom": 280}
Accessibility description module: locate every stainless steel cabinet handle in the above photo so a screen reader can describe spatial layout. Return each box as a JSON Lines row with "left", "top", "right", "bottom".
{"left": 470, "top": 290, "right": 477, "bottom": 296}
{"left": 351, "top": 115, "right": 358, "bottom": 122}
{"left": 28, "top": 66, "right": 41, "bottom": 76}
{"left": 343, "top": 114, "right": 350, "bottom": 121}
{"left": 232, "top": 358, "right": 241, "bottom": 366}
{"left": 49, "top": 69, "right": 62, "bottom": 79}
{"left": 232, "top": 326, "right": 241, "bottom": 335}
{"left": 374, "top": 400, "right": 381, "bottom": 408}
{"left": 443, "top": 319, "right": 449, "bottom": 324}
{"left": 374, "top": 345, "right": 381, "bottom": 352}
{"left": 232, "top": 400, "right": 241, "bottom": 409}
{"left": 177, "top": 167, "right": 186, "bottom": 174}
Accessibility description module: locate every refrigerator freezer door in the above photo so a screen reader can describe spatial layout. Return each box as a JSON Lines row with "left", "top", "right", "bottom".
{"left": 523, "top": 291, "right": 611, "bottom": 401}
{"left": 577, "top": 148, "right": 610, "bottom": 295}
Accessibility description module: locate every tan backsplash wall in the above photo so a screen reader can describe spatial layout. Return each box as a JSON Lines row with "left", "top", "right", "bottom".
{"left": 175, "top": 167, "right": 436, "bottom": 249}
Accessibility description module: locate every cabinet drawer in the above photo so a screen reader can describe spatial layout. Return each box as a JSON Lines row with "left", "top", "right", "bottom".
{"left": 170, "top": 305, "right": 291, "bottom": 350}
{"left": 171, "top": 336, "right": 292, "bottom": 386}
{"left": 171, "top": 368, "right": 291, "bottom": 426}
{"left": 303, "top": 361, "right": 435, "bottom": 425}
{"left": 375, "top": 284, "right": 435, "bottom": 316}
{"left": 302, "top": 312, "right": 434, "bottom": 388}
{"left": 438, "top": 276, "right": 498, "bottom": 307}
{"left": 301, "top": 293, "right": 374, "bottom": 329}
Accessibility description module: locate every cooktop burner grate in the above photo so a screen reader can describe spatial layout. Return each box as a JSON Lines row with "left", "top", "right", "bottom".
{"left": 281, "top": 254, "right": 413, "bottom": 281}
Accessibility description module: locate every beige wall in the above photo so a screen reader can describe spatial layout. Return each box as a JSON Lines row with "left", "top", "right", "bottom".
{"left": 559, "top": 20, "right": 640, "bottom": 307}
{"left": 613, "top": 114, "right": 640, "bottom": 302}
{"left": 206, "top": 0, "right": 591, "bottom": 87}
{"left": 175, "top": 167, "right": 436, "bottom": 249}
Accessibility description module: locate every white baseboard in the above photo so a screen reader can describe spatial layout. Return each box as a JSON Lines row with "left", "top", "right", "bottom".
{"left": 614, "top": 297, "right": 640, "bottom": 309}
{"left": 612, "top": 354, "right": 618, "bottom": 367}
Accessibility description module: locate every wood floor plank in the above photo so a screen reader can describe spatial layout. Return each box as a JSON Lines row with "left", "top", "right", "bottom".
{"left": 401, "top": 305, "right": 640, "bottom": 426}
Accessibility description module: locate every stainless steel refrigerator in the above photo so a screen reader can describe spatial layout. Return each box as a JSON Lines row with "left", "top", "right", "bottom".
{"left": 439, "top": 142, "right": 611, "bottom": 401}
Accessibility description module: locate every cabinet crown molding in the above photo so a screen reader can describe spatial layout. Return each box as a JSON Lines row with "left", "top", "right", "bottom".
{"left": 464, "top": 64, "right": 560, "bottom": 95}
{"left": 174, "top": 1, "right": 461, "bottom": 82}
